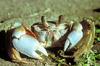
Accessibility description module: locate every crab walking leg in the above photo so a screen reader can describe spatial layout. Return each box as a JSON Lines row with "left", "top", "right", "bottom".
{"left": 12, "top": 48, "right": 22, "bottom": 61}
{"left": 12, "top": 48, "right": 28, "bottom": 63}
{"left": 8, "top": 47, "right": 22, "bottom": 62}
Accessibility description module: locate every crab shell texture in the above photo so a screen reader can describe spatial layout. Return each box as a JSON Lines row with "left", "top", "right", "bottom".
{"left": 31, "top": 16, "right": 69, "bottom": 48}
{"left": 31, "top": 22, "right": 54, "bottom": 47}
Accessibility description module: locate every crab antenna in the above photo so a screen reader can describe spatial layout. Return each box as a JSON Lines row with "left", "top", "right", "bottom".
{"left": 56, "top": 15, "right": 64, "bottom": 26}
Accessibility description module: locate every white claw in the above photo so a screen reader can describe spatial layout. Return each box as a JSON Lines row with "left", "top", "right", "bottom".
{"left": 32, "top": 51, "right": 42, "bottom": 59}
{"left": 64, "top": 39, "right": 70, "bottom": 51}
{"left": 37, "top": 45, "right": 48, "bottom": 56}
{"left": 64, "top": 22, "right": 83, "bottom": 51}
{"left": 12, "top": 25, "right": 48, "bottom": 60}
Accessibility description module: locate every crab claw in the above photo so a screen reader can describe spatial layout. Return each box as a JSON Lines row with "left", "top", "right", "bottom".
{"left": 37, "top": 45, "right": 48, "bottom": 56}
{"left": 12, "top": 23, "right": 48, "bottom": 60}
{"left": 64, "top": 22, "right": 83, "bottom": 51}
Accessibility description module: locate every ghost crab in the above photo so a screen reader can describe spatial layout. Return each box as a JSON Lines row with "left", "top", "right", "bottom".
{"left": 6, "top": 15, "right": 95, "bottom": 64}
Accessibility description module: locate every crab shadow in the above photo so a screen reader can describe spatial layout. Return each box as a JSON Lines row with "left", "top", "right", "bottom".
{"left": 93, "top": 8, "right": 100, "bottom": 12}
{"left": 0, "top": 30, "right": 10, "bottom": 61}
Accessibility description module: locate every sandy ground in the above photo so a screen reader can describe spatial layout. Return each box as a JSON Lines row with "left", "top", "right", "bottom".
{"left": 0, "top": 0, "right": 100, "bottom": 66}
{"left": 0, "top": 0, "right": 100, "bottom": 21}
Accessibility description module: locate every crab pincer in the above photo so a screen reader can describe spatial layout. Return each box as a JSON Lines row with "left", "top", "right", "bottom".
{"left": 11, "top": 22, "right": 48, "bottom": 63}
{"left": 64, "top": 22, "right": 83, "bottom": 51}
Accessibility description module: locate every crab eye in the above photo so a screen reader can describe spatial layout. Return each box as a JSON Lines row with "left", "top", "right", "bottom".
{"left": 53, "top": 30, "right": 56, "bottom": 32}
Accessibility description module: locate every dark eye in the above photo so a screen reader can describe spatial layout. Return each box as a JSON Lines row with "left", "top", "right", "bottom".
{"left": 53, "top": 30, "right": 56, "bottom": 32}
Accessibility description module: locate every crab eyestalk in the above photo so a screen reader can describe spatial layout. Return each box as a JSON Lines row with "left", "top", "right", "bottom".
{"left": 41, "top": 16, "right": 49, "bottom": 30}
{"left": 56, "top": 15, "right": 64, "bottom": 26}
